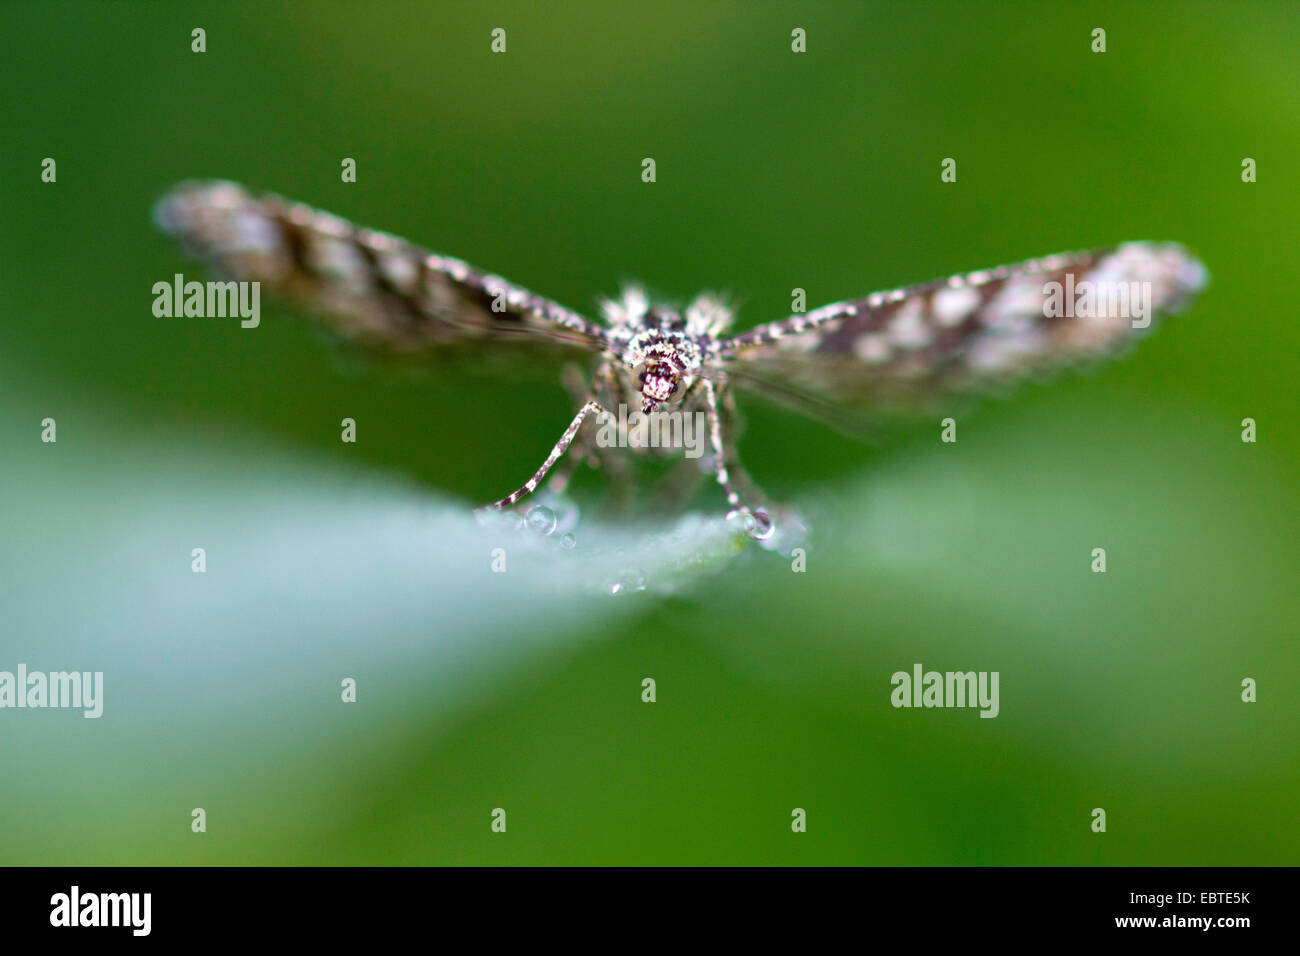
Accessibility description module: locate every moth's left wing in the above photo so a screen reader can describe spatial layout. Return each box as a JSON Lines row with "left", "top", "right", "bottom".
{"left": 154, "top": 180, "right": 609, "bottom": 360}
{"left": 716, "top": 243, "right": 1207, "bottom": 430}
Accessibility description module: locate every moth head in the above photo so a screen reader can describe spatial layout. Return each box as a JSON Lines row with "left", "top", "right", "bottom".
{"left": 635, "top": 359, "right": 686, "bottom": 414}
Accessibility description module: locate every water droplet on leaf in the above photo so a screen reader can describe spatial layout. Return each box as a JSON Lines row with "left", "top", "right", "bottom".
{"left": 726, "top": 508, "right": 756, "bottom": 535}
{"left": 526, "top": 505, "right": 557, "bottom": 536}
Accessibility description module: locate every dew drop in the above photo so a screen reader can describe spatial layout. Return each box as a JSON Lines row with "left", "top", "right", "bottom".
{"left": 609, "top": 569, "right": 647, "bottom": 595}
{"left": 526, "top": 505, "right": 558, "bottom": 536}
{"left": 725, "top": 508, "right": 756, "bottom": 535}
{"left": 750, "top": 508, "right": 776, "bottom": 541}
{"left": 560, "top": 532, "right": 577, "bottom": 550}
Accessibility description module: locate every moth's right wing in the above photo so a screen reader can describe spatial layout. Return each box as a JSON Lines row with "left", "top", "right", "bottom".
{"left": 154, "top": 180, "right": 609, "bottom": 360}
{"left": 716, "top": 244, "right": 1207, "bottom": 435}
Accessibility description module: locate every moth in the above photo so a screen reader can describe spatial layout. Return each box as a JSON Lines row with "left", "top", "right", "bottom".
{"left": 155, "top": 181, "right": 1207, "bottom": 530}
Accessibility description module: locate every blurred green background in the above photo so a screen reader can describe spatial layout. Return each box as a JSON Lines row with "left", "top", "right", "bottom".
{"left": 1, "top": 0, "right": 1296, "bottom": 865}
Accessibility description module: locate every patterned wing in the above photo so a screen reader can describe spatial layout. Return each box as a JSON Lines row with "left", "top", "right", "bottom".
{"left": 154, "top": 180, "right": 609, "bottom": 358}
{"left": 717, "top": 244, "right": 1207, "bottom": 429}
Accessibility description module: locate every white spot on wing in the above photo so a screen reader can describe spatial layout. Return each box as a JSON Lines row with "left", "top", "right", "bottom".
{"left": 886, "top": 298, "right": 931, "bottom": 349}
{"left": 932, "top": 286, "right": 980, "bottom": 327}
{"left": 853, "top": 332, "right": 892, "bottom": 363}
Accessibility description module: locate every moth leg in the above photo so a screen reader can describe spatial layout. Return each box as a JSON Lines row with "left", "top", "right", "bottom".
{"left": 546, "top": 363, "right": 604, "bottom": 494}
{"left": 482, "top": 399, "right": 608, "bottom": 511}
{"left": 703, "top": 376, "right": 768, "bottom": 519}
{"left": 590, "top": 362, "right": 637, "bottom": 510}
{"left": 718, "top": 382, "right": 768, "bottom": 509}
{"left": 702, "top": 377, "right": 748, "bottom": 510}
{"left": 545, "top": 420, "right": 594, "bottom": 496}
